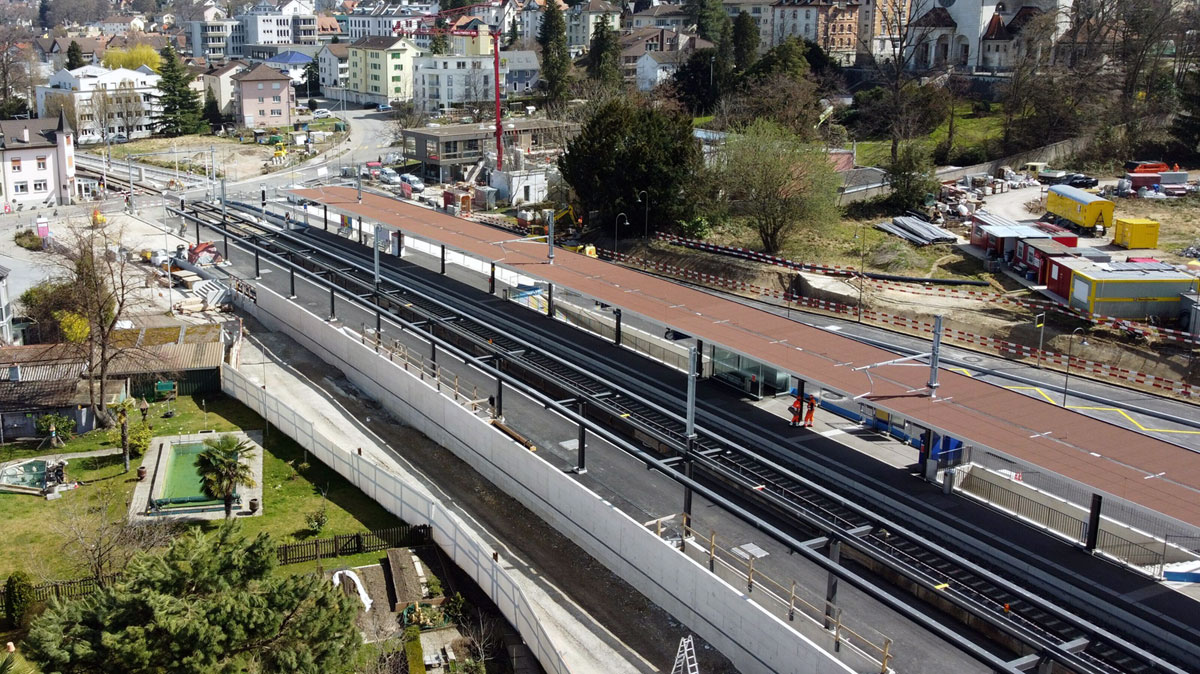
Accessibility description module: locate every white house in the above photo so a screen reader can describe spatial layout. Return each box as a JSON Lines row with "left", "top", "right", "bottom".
{"left": 345, "top": 0, "right": 440, "bottom": 39}
{"left": 201, "top": 60, "right": 251, "bottom": 115}
{"left": 98, "top": 16, "right": 147, "bottom": 35}
{"left": 35, "top": 65, "right": 163, "bottom": 144}
{"left": 565, "top": 0, "right": 621, "bottom": 54}
{"left": 517, "top": 0, "right": 568, "bottom": 44}
{"left": 412, "top": 53, "right": 508, "bottom": 114}
{"left": 0, "top": 112, "right": 76, "bottom": 209}
{"left": 317, "top": 43, "right": 350, "bottom": 89}
{"left": 629, "top": 4, "right": 691, "bottom": 30}
{"left": 635, "top": 50, "right": 688, "bottom": 91}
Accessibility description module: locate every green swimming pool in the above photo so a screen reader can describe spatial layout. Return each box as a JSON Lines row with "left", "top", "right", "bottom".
{"left": 155, "top": 442, "right": 237, "bottom": 510}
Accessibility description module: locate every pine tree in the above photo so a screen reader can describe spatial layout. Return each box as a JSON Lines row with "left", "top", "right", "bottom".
{"left": 732, "top": 11, "right": 759, "bottom": 71}
{"left": 586, "top": 16, "right": 621, "bottom": 89}
{"left": 685, "top": 0, "right": 726, "bottom": 42}
{"left": 38, "top": 0, "right": 50, "bottom": 30}
{"left": 66, "top": 41, "right": 85, "bottom": 70}
{"left": 538, "top": 0, "right": 570, "bottom": 105}
{"left": 155, "top": 45, "right": 204, "bottom": 137}
{"left": 202, "top": 85, "right": 222, "bottom": 128}
{"left": 24, "top": 524, "right": 360, "bottom": 674}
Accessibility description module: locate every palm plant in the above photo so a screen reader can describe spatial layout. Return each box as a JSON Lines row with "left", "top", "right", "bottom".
{"left": 0, "top": 653, "right": 28, "bottom": 674}
{"left": 196, "top": 435, "right": 256, "bottom": 520}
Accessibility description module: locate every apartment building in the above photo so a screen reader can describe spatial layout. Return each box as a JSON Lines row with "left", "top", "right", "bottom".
{"left": 34, "top": 65, "right": 162, "bottom": 143}
{"left": 565, "top": 0, "right": 620, "bottom": 55}
{"left": 345, "top": 35, "right": 420, "bottom": 105}
{"left": 772, "top": 0, "right": 861, "bottom": 65}
{"left": 722, "top": 0, "right": 773, "bottom": 53}
{"left": 345, "top": 1, "right": 439, "bottom": 38}
{"left": 412, "top": 53, "right": 506, "bottom": 114}
{"left": 317, "top": 43, "right": 350, "bottom": 89}
{"left": 0, "top": 112, "right": 76, "bottom": 208}
{"left": 201, "top": 60, "right": 251, "bottom": 115}
{"left": 232, "top": 63, "right": 296, "bottom": 127}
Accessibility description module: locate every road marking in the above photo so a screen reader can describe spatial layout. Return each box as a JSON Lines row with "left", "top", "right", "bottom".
{"left": 948, "top": 367, "right": 974, "bottom": 376}
{"left": 820, "top": 429, "right": 845, "bottom": 437}
{"left": 1005, "top": 385, "right": 1059, "bottom": 405}
{"left": 1006, "top": 385, "right": 1200, "bottom": 435}
{"left": 934, "top": 583, "right": 950, "bottom": 590}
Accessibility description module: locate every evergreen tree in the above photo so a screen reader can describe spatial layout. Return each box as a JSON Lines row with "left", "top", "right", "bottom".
{"left": 202, "top": 85, "right": 222, "bottom": 128}
{"left": 746, "top": 37, "right": 809, "bottom": 82}
{"left": 732, "top": 11, "right": 759, "bottom": 71}
{"left": 538, "top": 0, "right": 570, "bottom": 105}
{"left": 507, "top": 18, "right": 519, "bottom": 45}
{"left": 684, "top": 0, "right": 726, "bottom": 42}
{"left": 66, "top": 41, "right": 85, "bottom": 70}
{"left": 430, "top": 18, "right": 450, "bottom": 55}
{"left": 4, "top": 572, "right": 34, "bottom": 628}
{"left": 155, "top": 45, "right": 204, "bottom": 136}
{"left": 586, "top": 16, "right": 621, "bottom": 89}
{"left": 303, "top": 59, "right": 320, "bottom": 96}
{"left": 559, "top": 99, "right": 702, "bottom": 234}
{"left": 715, "top": 15, "right": 733, "bottom": 84}
{"left": 25, "top": 524, "right": 360, "bottom": 674}
{"left": 671, "top": 48, "right": 721, "bottom": 113}
{"left": 331, "top": 35, "right": 340, "bottom": 43}
{"left": 38, "top": 0, "right": 50, "bottom": 30}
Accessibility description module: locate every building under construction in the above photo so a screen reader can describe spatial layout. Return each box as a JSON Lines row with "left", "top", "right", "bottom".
{"left": 398, "top": 118, "right": 580, "bottom": 184}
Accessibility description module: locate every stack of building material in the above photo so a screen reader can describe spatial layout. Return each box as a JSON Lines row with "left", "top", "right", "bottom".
{"left": 876, "top": 216, "right": 958, "bottom": 246}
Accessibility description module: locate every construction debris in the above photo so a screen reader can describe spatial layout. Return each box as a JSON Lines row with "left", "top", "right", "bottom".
{"left": 876, "top": 216, "right": 958, "bottom": 246}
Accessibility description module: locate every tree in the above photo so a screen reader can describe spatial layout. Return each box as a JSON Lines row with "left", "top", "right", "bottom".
{"left": 885, "top": 141, "right": 937, "bottom": 211}
{"left": 89, "top": 87, "right": 115, "bottom": 141}
{"left": 41, "top": 93, "right": 77, "bottom": 138}
{"left": 59, "top": 482, "right": 179, "bottom": 584}
{"left": 4, "top": 571, "right": 34, "bottom": 628}
{"left": 25, "top": 524, "right": 360, "bottom": 674}
{"left": 720, "top": 119, "right": 839, "bottom": 253}
{"left": 202, "top": 85, "right": 223, "bottom": 129}
{"left": 715, "top": 72, "right": 821, "bottom": 136}
{"left": 303, "top": 59, "right": 320, "bottom": 96}
{"left": 389, "top": 101, "right": 429, "bottom": 143}
{"left": 671, "top": 48, "right": 720, "bottom": 113}
{"left": 102, "top": 45, "right": 163, "bottom": 72}
{"left": 1173, "top": 70, "right": 1200, "bottom": 156}
{"left": 558, "top": 99, "right": 702, "bottom": 237}
{"left": 732, "top": 11, "right": 759, "bottom": 71}
{"left": 586, "top": 16, "right": 621, "bottom": 88}
{"left": 746, "top": 37, "right": 809, "bottom": 82}
{"left": 156, "top": 45, "right": 204, "bottom": 136}
{"left": 196, "top": 434, "right": 257, "bottom": 520}
{"left": 112, "top": 80, "right": 147, "bottom": 137}
{"left": 0, "top": 27, "right": 31, "bottom": 119}
{"left": 38, "top": 0, "right": 50, "bottom": 29}
{"left": 66, "top": 40, "right": 85, "bottom": 70}
{"left": 685, "top": 0, "right": 726, "bottom": 42}
{"left": 538, "top": 0, "right": 570, "bottom": 105}
{"left": 115, "top": 400, "right": 132, "bottom": 473}
{"left": 430, "top": 32, "right": 450, "bottom": 55}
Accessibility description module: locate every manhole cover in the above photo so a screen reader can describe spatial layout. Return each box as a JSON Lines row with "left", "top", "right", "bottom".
{"left": 961, "top": 356, "right": 983, "bottom": 363}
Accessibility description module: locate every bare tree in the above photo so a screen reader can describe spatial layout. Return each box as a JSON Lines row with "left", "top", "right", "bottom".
{"left": 112, "top": 80, "right": 147, "bottom": 137}
{"left": 59, "top": 482, "right": 180, "bottom": 584}
{"left": 461, "top": 612, "right": 499, "bottom": 669}
{"left": 0, "top": 26, "right": 32, "bottom": 114}
{"left": 462, "top": 65, "right": 497, "bottom": 122}
{"left": 42, "top": 93, "right": 79, "bottom": 140}
{"left": 55, "top": 218, "right": 154, "bottom": 428}
{"left": 88, "top": 88, "right": 115, "bottom": 143}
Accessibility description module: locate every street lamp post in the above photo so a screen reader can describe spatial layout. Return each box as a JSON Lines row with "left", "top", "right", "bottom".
{"left": 615, "top": 212, "right": 628, "bottom": 250}
{"left": 855, "top": 223, "right": 867, "bottom": 322}
{"left": 1063, "top": 327, "right": 1088, "bottom": 406}
{"left": 637, "top": 190, "right": 649, "bottom": 239}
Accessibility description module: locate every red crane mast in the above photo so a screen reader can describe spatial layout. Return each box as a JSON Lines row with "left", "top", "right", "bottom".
{"left": 398, "top": 26, "right": 505, "bottom": 171}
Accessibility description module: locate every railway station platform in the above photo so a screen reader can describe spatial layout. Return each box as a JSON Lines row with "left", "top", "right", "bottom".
{"left": 292, "top": 186, "right": 1200, "bottom": 568}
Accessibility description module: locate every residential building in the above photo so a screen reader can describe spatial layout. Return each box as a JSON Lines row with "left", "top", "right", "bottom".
{"left": 565, "top": 0, "right": 621, "bottom": 54}
{"left": 0, "top": 111, "right": 77, "bottom": 208}
{"left": 232, "top": 62, "right": 296, "bottom": 127}
{"left": 619, "top": 27, "right": 711, "bottom": 80}
{"left": 501, "top": 50, "right": 539, "bottom": 94}
{"left": 345, "top": 1, "right": 439, "bottom": 39}
{"left": 629, "top": 4, "right": 691, "bottom": 30}
{"left": 345, "top": 35, "right": 419, "bottom": 105}
{"left": 722, "top": 0, "right": 773, "bottom": 53}
{"left": 33, "top": 37, "right": 104, "bottom": 67}
{"left": 412, "top": 52, "right": 503, "bottom": 113}
{"left": 242, "top": 43, "right": 322, "bottom": 61}
{"left": 317, "top": 43, "right": 350, "bottom": 89}
{"left": 636, "top": 49, "right": 690, "bottom": 90}
{"left": 399, "top": 118, "right": 579, "bottom": 183}
{"left": 264, "top": 50, "right": 313, "bottom": 84}
{"left": 190, "top": 19, "right": 242, "bottom": 60}
{"left": 517, "top": 0, "right": 568, "bottom": 44}
{"left": 0, "top": 343, "right": 126, "bottom": 436}
{"left": 853, "top": 0, "right": 907, "bottom": 62}
{"left": 0, "top": 265, "right": 11, "bottom": 344}
{"left": 241, "top": 2, "right": 298, "bottom": 45}
{"left": 318, "top": 15, "right": 346, "bottom": 42}
{"left": 34, "top": 65, "right": 162, "bottom": 143}
{"left": 202, "top": 60, "right": 251, "bottom": 115}
{"left": 99, "top": 16, "right": 147, "bottom": 35}
{"left": 771, "top": 0, "right": 860, "bottom": 65}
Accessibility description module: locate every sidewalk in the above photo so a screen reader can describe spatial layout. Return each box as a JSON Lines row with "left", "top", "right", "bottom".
{"left": 235, "top": 327, "right": 660, "bottom": 674}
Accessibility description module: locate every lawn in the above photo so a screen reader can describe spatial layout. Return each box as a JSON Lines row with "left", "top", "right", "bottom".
{"left": 854, "top": 108, "right": 1007, "bottom": 168}
{"left": 0, "top": 393, "right": 402, "bottom": 580}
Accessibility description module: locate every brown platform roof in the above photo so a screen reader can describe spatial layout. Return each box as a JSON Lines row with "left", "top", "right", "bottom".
{"left": 295, "top": 186, "right": 1200, "bottom": 528}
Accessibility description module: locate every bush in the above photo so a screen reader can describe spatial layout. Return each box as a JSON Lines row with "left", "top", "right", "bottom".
{"left": 307, "top": 98, "right": 319, "bottom": 111}
{"left": 425, "top": 572, "right": 442, "bottom": 597}
{"left": 869, "top": 240, "right": 918, "bottom": 272}
{"left": 14, "top": 229, "right": 41, "bottom": 250}
{"left": 443, "top": 592, "right": 468, "bottom": 624}
{"left": 972, "top": 100, "right": 992, "bottom": 115}
{"left": 5, "top": 571, "right": 35, "bottom": 628}
{"left": 35, "top": 413, "right": 76, "bottom": 439}
{"left": 305, "top": 503, "right": 328, "bottom": 535}
{"left": 677, "top": 216, "right": 711, "bottom": 239}
{"left": 109, "top": 421, "right": 153, "bottom": 458}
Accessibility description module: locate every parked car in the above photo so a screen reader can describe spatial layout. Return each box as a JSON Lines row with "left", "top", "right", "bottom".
{"left": 379, "top": 167, "right": 401, "bottom": 184}
{"left": 1064, "top": 174, "right": 1099, "bottom": 188}
{"left": 110, "top": 133, "right": 129, "bottom": 144}
{"left": 312, "top": 108, "right": 332, "bottom": 119}
{"left": 377, "top": 103, "right": 393, "bottom": 112}
{"left": 77, "top": 133, "right": 102, "bottom": 145}
{"left": 400, "top": 173, "right": 424, "bottom": 193}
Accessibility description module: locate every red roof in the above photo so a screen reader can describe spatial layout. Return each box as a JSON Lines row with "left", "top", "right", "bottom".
{"left": 981, "top": 13, "right": 1011, "bottom": 40}
{"left": 295, "top": 186, "right": 1200, "bottom": 528}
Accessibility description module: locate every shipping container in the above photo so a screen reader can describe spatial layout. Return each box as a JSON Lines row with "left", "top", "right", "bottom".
{"left": 1125, "top": 173, "right": 1161, "bottom": 190}
{"left": 1045, "top": 259, "right": 1198, "bottom": 318}
{"left": 1046, "top": 185, "right": 1115, "bottom": 231}
{"left": 1112, "top": 218, "right": 1160, "bottom": 249}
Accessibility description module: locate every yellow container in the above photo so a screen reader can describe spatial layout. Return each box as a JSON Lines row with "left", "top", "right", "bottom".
{"left": 1112, "top": 218, "right": 1160, "bottom": 249}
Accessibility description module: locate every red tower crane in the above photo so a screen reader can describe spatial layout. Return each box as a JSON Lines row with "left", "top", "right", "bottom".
{"left": 396, "top": 26, "right": 505, "bottom": 171}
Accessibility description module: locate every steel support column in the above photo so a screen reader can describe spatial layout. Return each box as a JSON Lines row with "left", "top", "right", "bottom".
{"left": 440, "top": 244, "right": 446, "bottom": 274}
{"left": 288, "top": 267, "right": 296, "bottom": 299}
{"left": 328, "top": 287, "right": 336, "bottom": 321}
{"left": 1086, "top": 494, "right": 1103, "bottom": 551}
{"left": 489, "top": 263, "right": 496, "bottom": 294}
{"left": 323, "top": 204, "right": 328, "bottom": 231}
{"left": 254, "top": 246, "right": 261, "bottom": 279}
{"left": 613, "top": 308, "right": 622, "bottom": 346}
{"left": 575, "top": 401, "right": 587, "bottom": 474}
{"left": 824, "top": 539, "right": 842, "bottom": 629}
{"left": 194, "top": 217, "right": 200, "bottom": 245}
{"left": 547, "top": 283, "right": 555, "bottom": 318}
{"left": 495, "top": 380, "right": 503, "bottom": 418}
{"left": 683, "top": 438, "right": 694, "bottom": 526}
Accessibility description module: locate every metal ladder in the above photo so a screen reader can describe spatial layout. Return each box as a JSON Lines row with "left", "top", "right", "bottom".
{"left": 671, "top": 635, "right": 700, "bottom": 674}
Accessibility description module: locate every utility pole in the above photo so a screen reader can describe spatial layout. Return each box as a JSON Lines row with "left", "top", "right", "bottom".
{"left": 1034, "top": 313, "right": 1046, "bottom": 368}
{"left": 927, "top": 315, "right": 943, "bottom": 395}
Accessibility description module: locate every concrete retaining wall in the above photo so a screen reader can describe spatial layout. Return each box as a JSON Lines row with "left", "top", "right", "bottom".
{"left": 234, "top": 285, "right": 867, "bottom": 674}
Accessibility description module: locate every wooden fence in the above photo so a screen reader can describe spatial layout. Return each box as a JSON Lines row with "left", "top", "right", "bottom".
{"left": 1, "top": 525, "right": 431, "bottom": 606}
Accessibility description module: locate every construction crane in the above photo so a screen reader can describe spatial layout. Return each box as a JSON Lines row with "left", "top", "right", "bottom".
{"left": 398, "top": 26, "right": 506, "bottom": 170}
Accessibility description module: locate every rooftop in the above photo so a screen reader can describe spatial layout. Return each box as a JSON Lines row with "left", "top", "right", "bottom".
{"left": 1048, "top": 184, "right": 1112, "bottom": 205}
{"left": 232, "top": 62, "right": 294, "bottom": 82}
{"left": 403, "top": 118, "right": 579, "bottom": 139}
{"left": 1055, "top": 258, "right": 1198, "bottom": 282}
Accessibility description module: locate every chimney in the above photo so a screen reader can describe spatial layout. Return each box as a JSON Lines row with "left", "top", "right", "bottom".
{"left": 22, "top": 127, "right": 29, "bottom": 143}
{"left": 9, "top": 364, "right": 20, "bottom": 382}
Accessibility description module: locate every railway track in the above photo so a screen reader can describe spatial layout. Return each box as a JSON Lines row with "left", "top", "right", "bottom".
{"left": 178, "top": 200, "right": 1191, "bottom": 674}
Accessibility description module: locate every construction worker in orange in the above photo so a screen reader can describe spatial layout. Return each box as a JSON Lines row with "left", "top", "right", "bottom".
{"left": 788, "top": 393, "right": 804, "bottom": 427}
{"left": 803, "top": 394, "right": 817, "bottom": 427}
